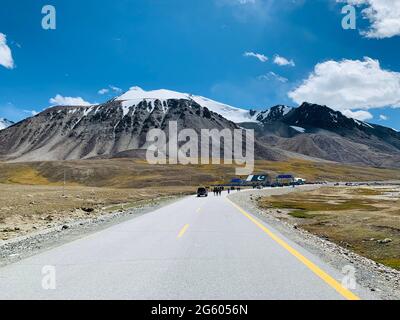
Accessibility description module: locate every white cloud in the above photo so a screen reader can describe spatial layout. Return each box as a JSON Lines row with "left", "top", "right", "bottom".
{"left": 23, "top": 110, "right": 39, "bottom": 116}
{"left": 98, "top": 88, "right": 109, "bottom": 95}
{"left": 98, "top": 85, "right": 123, "bottom": 95}
{"left": 0, "top": 33, "right": 15, "bottom": 69}
{"left": 379, "top": 114, "right": 388, "bottom": 120}
{"left": 259, "top": 71, "right": 288, "bottom": 83}
{"left": 273, "top": 55, "right": 295, "bottom": 67}
{"left": 288, "top": 57, "right": 400, "bottom": 111}
{"left": 109, "top": 85, "right": 123, "bottom": 93}
{"left": 243, "top": 51, "right": 268, "bottom": 62}
{"left": 237, "top": 0, "right": 255, "bottom": 3}
{"left": 342, "top": 109, "right": 373, "bottom": 121}
{"left": 339, "top": 0, "right": 400, "bottom": 38}
{"left": 49, "top": 94, "right": 93, "bottom": 106}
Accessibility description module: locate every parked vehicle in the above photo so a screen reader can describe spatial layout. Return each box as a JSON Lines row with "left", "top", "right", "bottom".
{"left": 276, "top": 174, "right": 295, "bottom": 186}
{"left": 197, "top": 187, "right": 208, "bottom": 197}
{"left": 294, "top": 178, "right": 306, "bottom": 185}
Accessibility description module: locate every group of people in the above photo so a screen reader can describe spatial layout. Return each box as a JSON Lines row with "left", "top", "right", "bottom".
{"left": 212, "top": 186, "right": 243, "bottom": 196}
{"left": 213, "top": 187, "right": 224, "bottom": 196}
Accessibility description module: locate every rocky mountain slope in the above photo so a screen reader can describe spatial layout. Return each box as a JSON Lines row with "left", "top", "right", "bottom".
{"left": 1, "top": 88, "right": 400, "bottom": 168}
{"left": 0, "top": 99, "right": 230, "bottom": 161}
{"left": 0, "top": 90, "right": 289, "bottom": 162}
{"left": 242, "top": 103, "right": 400, "bottom": 168}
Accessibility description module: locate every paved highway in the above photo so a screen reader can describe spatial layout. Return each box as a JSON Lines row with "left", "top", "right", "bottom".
{"left": 0, "top": 189, "right": 373, "bottom": 300}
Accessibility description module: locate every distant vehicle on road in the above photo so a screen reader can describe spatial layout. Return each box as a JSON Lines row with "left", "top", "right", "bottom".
{"left": 294, "top": 177, "right": 306, "bottom": 185}
{"left": 246, "top": 174, "right": 270, "bottom": 188}
{"left": 276, "top": 174, "right": 295, "bottom": 186}
{"left": 197, "top": 187, "right": 208, "bottom": 197}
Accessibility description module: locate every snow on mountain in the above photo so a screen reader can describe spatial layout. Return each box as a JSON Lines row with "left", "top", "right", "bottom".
{"left": 0, "top": 118, "right": 14, "bottom": 130}
{"left": 116, "top": 87, "right": 259, "bottom": 123}
{"left": 290, "top": 126, "right": 306, "bottom": 133}
{"left": 256, "top": 105, "right": 292, "bottom": 122}
{"left": 190, "top": 96, "right": 258, "bottom": 124}
{"left": 117, "top": 87, "right": 189, "bottom": 103}
{"left": 351, "top": 118, "right": 374, "bottom": 129}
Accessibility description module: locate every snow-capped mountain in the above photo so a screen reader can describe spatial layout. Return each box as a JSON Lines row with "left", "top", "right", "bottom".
{"left": 242, "top": 101, "right": 400, "bottom": 167}
{"left": 0, "top": 95, "right": 244, "bottom": 161}
{"left": 281, "top": 102, "right": 375, "bottom": 131}
{"left": 1, "top": 86, "right": 400, "bottom": 168}
{"left": 116, "top": 87, "right": 261, "bottom": 124}
{"left": 0, "top": 118, "right": 14, "bottom": 130}
{"left": 115, "top": 87, "right": 381, "bottom": 128}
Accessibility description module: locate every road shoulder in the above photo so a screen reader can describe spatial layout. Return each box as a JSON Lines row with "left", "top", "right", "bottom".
{"left": 227, "top": 186, "right": 400, "bottom": 300}
{"left": 0, "top": 195, "right": 186, "bottom": 268}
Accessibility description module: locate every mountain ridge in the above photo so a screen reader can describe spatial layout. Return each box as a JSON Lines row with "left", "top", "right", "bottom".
{"left": 1, "top": 87, "right": 399, "bottom": 168}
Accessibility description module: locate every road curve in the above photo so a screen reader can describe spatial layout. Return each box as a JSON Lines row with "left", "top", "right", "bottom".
{"left": 0, "top": 188, "right": 374, "bottom": 300}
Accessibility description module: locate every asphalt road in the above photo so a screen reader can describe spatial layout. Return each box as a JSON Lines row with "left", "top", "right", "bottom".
{"left": 0, "top": 188, "right": 373, "bottom": 300}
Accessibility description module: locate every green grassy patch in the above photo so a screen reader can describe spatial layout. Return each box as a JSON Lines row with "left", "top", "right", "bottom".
{"left": 288, "top": 210, "right": 316, "bottom": 219}
{"left": 264, "top": 196, "right": 378, "bottom": 213}
{"left": 349, "top": 188, "right": 385, "bottom": 196}
{"left": 377, "top": 259, "right": 400, "bottom": 271}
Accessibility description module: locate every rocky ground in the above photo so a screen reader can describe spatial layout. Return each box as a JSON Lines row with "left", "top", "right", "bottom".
{"left": 0, "top": 184, "right": 191, "bottom": 240}
{"left": 228, "top": 185, "right": 400, "bottom": 301}
{"left": 0, "top": 195, "right": 186, "bottom": 267}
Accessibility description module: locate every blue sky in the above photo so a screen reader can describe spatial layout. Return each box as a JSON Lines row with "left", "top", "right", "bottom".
{"left": 1, "top": 0, "right": 400, "bottom": 129}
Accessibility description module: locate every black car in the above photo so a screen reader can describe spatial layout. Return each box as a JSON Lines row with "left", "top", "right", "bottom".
{"left": 197, "top": 187, "right": 208, "bottom": 197}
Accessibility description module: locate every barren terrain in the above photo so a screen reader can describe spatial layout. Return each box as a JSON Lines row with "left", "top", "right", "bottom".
{"left": 0, "top": 184, "right": 191, "bottom": 240}
{"left": 1, "top": 158, "right": 400, "bottom": 187}
{"left": 1, "top": 158, "right": 400, "bottom": 242}
{"left": 258, "top": 186, "right": 400, "bottom": 270}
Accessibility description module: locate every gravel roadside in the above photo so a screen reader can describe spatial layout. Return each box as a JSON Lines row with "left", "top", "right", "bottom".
{"left": 228, "top": 185, "right": 400, "bottom": 300}
{"left": 0, "top": 195, "right": 186, "bottom": 267}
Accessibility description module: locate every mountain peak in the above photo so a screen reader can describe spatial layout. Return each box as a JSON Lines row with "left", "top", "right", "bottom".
{"left": 256, "top": 105, "right": 292, "bottom": 123}
{"left": 117, "top": 87, "right": 189, "bottom": 102}
{"left": 282, "top": 102, "right": 373, "bottom": 131}
{"left": 116, "top": 87, "right": 259, "bottom": 124}
{"left": 0, "top": 118, "right": 14, "bottom": 130}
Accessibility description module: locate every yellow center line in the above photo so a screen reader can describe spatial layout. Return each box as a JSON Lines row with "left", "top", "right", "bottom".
{"left": 177, "top": 224, "right": 189, "bottom": 238}
{"left": 225, "top": 198, "right": 360, "bottom": 301}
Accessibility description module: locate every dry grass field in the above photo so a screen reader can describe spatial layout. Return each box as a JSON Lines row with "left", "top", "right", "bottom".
{"left": 1, "top": 158, "right": 400, "bottom": 188}
{"left": 258, "top": 186, "right": 400, "bottom": 270}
